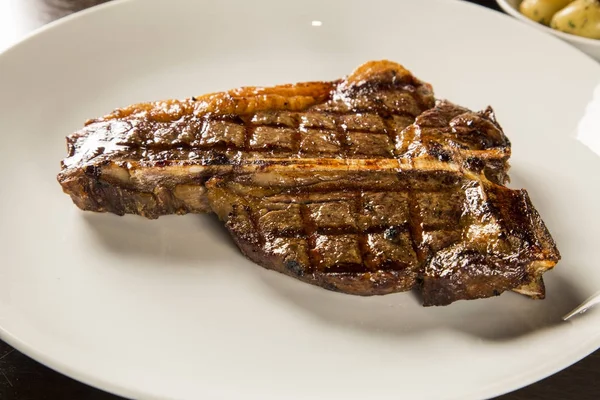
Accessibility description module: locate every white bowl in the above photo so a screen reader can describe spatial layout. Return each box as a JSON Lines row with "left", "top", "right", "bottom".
{"left": 496, "top": 0, "right": 600, "bottom": 61}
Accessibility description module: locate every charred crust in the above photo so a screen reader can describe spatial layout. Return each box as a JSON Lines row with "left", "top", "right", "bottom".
{"left": 322, "top": 281, "right": 339, "bottom": 292}
{"left": 203, "top": 152, "right": 230, "bottom": 165}
{"left": 427, "top": 142, "right": 452, "bottom": 162}
{"left": 285, "top": 260, "right": 304, "bottom": 277}
{"left": 84, "top": 165, "right": 101, "bottom": 178}
{"left": 463, "top": 157, "right": 485, "bottom": 172}
{"left": 384, "top": 226, "right": 401, "bottom": 242}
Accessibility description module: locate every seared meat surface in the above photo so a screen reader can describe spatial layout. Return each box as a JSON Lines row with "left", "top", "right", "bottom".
{"left": 58, "top": 61, "right": 436, "bottom": 218}
{"left": 57, "top": 61, "right": 560, "bottom": 305}
{"left": 206, "top": 158, "right": 558, "bottom": 306}
{"left": 57, "top": 61, "right": 509, "bottom": 218}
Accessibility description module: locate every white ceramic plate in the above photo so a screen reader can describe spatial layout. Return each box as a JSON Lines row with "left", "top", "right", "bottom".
{"left": 1, "top": 0, "right": 600, "bottom": 399}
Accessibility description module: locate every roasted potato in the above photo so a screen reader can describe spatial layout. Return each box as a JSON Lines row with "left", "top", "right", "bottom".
{"left": 520, "top": 0, "right": 574, "bottom": 25}
{"left": 550, "top": 0, "right": 600, "bottom": 39}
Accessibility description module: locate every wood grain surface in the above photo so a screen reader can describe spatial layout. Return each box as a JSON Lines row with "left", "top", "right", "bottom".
{"left": 0, "top": 1, "right": 598, "bottom": 399}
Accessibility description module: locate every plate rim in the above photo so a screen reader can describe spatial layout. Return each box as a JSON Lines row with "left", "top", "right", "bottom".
{"left": 3, "top": 321, "right": 600, "bottom": 400}
{"left": 0, "top": 0, "right": 131, "bottom": 56}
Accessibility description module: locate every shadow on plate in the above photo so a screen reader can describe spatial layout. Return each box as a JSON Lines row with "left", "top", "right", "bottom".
{"left": 257, "top": 268, "right": 587, "bottom": 342}
{"left": 82, "top": 212, "right": 237, "bottom": 263}
{"left": 82, "top": 210, "right": 586, "bottom": 341}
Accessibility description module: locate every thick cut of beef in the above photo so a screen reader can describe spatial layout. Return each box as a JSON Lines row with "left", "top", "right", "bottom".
{"left": 205, "top": 158, "right": 559, "bottom": 306}
{"left": 57, "top": 61, "right": 509, "bottom": 218}
{"left": 57, "top": 60, "right": 559, "bottom": 305}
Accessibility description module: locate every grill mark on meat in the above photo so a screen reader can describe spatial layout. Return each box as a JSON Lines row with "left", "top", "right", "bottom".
{"left": 250, "top": 207, "right": 265, "bottom": 250}
{"left": 269, "top": 222, "right": 412, "bottom": 238}
{"left": 382, "top": 117, "right": 397, "bottom": 150}
{"left": 264, "top": 187, "right": 447, "bottom": 196}
{"left": 243, "top": 124, "right": 254, "bottom": 153}
{"left": 406, "top": 179, "right": 426, "bottom": 264}
{"left": 301, "top": 109, "right": 418, "bottom": 119}
{"left": 299, "top": 204, "right": 318, "bottom": 274}
{"left": 332, "top": 114, "right": 350, "bottom": 158}
{"left": 289, "top": 113, "right": 302, "bottom": 155}
{"left": 355, "top": 196, "right": 374, "bottom": 272}
{"left": 311, "top": 227, "right": 363, "bottom": 235}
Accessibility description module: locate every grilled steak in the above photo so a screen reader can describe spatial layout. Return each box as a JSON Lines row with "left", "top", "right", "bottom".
{"left": 206, "top": 159, "right": 559, "bottom": 305}
{"left": 57, "top": 60, "right": 560, "bottom": 305}
{"left": 57, "top": 61, "right": 509, "bottom": 218}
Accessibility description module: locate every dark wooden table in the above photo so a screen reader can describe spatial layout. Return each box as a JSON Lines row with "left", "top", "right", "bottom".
{"left": 0, "top": 0, "right": 598, "bottom": 399}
